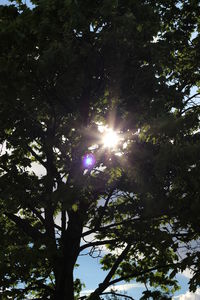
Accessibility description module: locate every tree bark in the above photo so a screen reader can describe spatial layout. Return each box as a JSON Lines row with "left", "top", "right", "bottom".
{"left": 54, "top": 210, "right": 83, "bottom": 300}
{"left": 54, "top": 267, "right": 74, "bottom": 300}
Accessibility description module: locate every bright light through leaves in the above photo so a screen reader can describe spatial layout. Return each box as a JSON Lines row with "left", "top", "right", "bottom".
{"left": 102, "top": 128, "right": 119, "bottom": 149}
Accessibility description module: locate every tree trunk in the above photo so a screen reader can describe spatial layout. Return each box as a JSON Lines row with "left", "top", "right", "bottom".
{"left": 54, "top": 268, "right": 74, "bottom": 300}
{"left": 53, "top": 210, "right": 83, "bottom": 300}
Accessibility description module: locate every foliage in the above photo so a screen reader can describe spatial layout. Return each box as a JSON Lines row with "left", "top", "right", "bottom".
{"left": 0, "top": 0, "right": 200, "bottom": 299}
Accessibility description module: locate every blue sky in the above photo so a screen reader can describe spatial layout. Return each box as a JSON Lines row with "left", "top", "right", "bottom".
{"left": 74, "top": 252, "right": 196, "bottom": 299}
{"left": 0, "top": 0, "right": 31, "bottom": 4}
{"left": 74, "top": 249, "right": 195, "bottom": 299}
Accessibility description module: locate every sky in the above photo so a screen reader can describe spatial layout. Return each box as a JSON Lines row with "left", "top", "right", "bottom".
{"left": 72, "top": 220, "right": 197, "bottom": 300}
{"left": 1, "top": 0, "right": 200, "bottom": 299}
{"left": 72, "top": 226, "right": 199, "bottom": 300}
{"left": 0, "top": 0, "right": 33, "bottom": 6}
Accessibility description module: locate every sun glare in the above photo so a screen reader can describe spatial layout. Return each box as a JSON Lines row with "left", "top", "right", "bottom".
{"left": 102, "top": 128, "right": 119, "bottom": 149}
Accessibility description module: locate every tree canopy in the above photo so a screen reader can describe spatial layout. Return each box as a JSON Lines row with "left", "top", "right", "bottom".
{"left": 0, "top": 0, "right": 200, "bottom": 299}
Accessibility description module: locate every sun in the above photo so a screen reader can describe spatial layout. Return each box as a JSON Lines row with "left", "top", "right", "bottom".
{"left": 102, "top": 128, "right": 119, "bottom": 149}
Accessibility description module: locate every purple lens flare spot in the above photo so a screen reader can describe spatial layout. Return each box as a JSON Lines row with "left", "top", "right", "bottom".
{"left": 82, "top": 153, "right": 96, "bottom": 169}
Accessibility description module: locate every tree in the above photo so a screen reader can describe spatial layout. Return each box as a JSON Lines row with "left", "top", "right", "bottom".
{"left": 0, "top": 0, "right": 200, "bottom": 299}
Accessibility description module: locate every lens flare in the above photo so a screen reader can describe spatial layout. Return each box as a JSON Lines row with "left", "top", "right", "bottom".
{"left": 82, "top": 153, "right": 96, "bottom": 169}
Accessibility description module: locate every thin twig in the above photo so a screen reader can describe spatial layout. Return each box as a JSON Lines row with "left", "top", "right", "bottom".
{"left": 101, "top": 292, "right": 135, "bottom": 300}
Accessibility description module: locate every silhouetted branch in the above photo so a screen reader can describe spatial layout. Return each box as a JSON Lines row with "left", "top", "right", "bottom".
{"left": 109, "top": 263, "right": 178, "bottom": 286}
{"left": 88, "top": 244, "right": 131, "bottom": 299}
{"left": 102, "top": 292, "right": 135, "bottom": 300}
{"left": 79, "top": 239, "right": 120, "bottom": 252}
{"left": 5, "top": 212, "right": 44, "bottom": 241}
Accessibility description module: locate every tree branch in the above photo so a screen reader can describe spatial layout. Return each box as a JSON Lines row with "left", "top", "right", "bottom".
{"left": 26, "top": 144, "right": 47, "bottom": 169}
{"left": 181, "top": 104, "right": 200, "bottom": 115}
{"left": 100, "top": 244, "right": 131, "bottom": 288}
{"left": 102, "top": 292, "right": 135, "bottom": 300}
{"left": 94, "top": 188, "right": 115, "bottom": 230}
{"left": 109, "top": 263, "right": 178, "bottom": 286}
{"left": 183, "top": 92, "right": 200, "bottom": 107}
{"left": 82, "top": 219, "right": 135, "bottom": 238}
{"left": 82, "top": 214, "right": 168, "bottom": 238}
{"left": 88, "top": 244, "right": 131, "bottom": 299}
{"left": 31, "top": 207, "right": 46, "bottom": 225}
{"left": 5, "top": 212, "right": 44, "bottom": 241}
{"left": 88, "top": 260, "right": 179, "bottom": 300}
{"left": 27, "top": 205, "right": 62, "bottom": 233}
{"left": 61, "top": 204, "right": 66, "bottom": 237}
{"left": 79, "top": 239, "right": 120, "bottom": 252}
